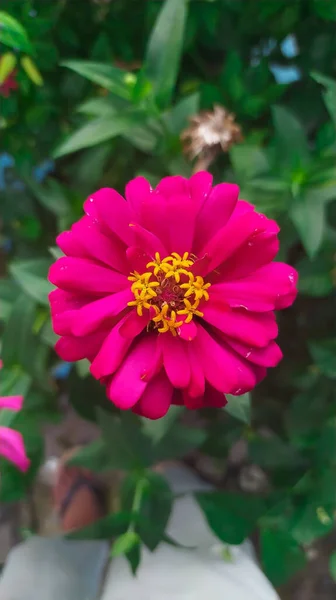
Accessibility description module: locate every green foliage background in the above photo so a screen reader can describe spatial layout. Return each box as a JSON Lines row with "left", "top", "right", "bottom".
{"left": 1, "top": 0, "right": 336, "bottom": 587}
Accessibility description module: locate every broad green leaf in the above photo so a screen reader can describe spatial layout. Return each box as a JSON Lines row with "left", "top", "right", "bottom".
{"left": 330, "top": 552, "right": 336, "bottom": 582}
{"left": 230, "top": 144, "right": 269, "bottom": 183}
{"left": 225, "top": 393, "right": 251, "bottom": 424}
{"left": 97, "top": 409, "right": 153, "bottom": 470}
{"left": 142, "top": 405, "right": 183, "bottom": 442}
{"left": 312, "top": 72, "right": 336, "bottom": 127}
{"left": 289, "top": 195, "right": 325, "bottom": 258}
{"left": 68, "top": 439, "right": 111, "bottom": 472}
{"left": 290, "top": 502, "right": 334, "bottom": 545}
{"left": 0, "top": 279, "right": 19, "bottom": 322}
{"left": 0, "top": 52, "right": 17, "bottom": 85}
{"left": 0, "top": 11, "right": 33, "bottom": 54}
{"left": 54, "top": 112, "right": 146, "bottom": 157}
{"left": 67, "top": 512, "right": 133, "bottom": 541}
{"left": 153, "top": 424, "right": 206, "bottom": 462}
{"left": 272, "top": 105, "right": 310, "bottom": 166}
{"left": 196, "top": 492, "right": 266, "bottom": 545}
{"left": 9, "top": 259, "right": 52, "bottom": 306}
{"left": 77, "top": 97, "right": 118, "bottom": 117}
{"left": 249, "top": 436, "right": 306, "bottom": 469}
{"left": 111, "top": 531, "right": 140, "bottom": 557}
{"left": 145, "top": 0, "right": 188, "bottom": 108}
{"left": 261, "top": 528, "right": 307, "bottom": 586}
{"left": 62, "top": 60, "right": 132, "bottom": 99}
{"left": 309, "top": 339, "right": 336, "bottom": 379}
{"left": 121, "top": 472, "right": 173, "bottom": 551}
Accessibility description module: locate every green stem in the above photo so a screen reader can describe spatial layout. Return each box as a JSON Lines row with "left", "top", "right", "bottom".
{"left": 128, "top": 476, "right": 146, "bottom": 533}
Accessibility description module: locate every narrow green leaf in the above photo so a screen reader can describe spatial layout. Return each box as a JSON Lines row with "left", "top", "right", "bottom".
{"left": 196, "top": 492, "right": 266, "bottom": 545}
{"left": 67, "top": 512, "right": 133, "bottom": 541}
{"left": 54, "top": 112, "right": 145, "bottom": 157}
{"left": 24, "top": 177, "right": 71, "bottom": 218}
{"left": 225, "top": 393, "right": 251, "bottom": 424}
{"left": 2, "top": 295, "right": 36, "bottom": 368}
{"left": 9, "top": 259, "right": 52, "bottom": 306}
{"left": 62, "top": 60, "right": 132, "bottom": 99}
{"left": 21, "top": 56, "right": 43, "bottom": 86}
{"left": 0, "top": 52, "right": 17, "bottom": 85}
{"left": 0, "top": 11, "right": 33, "bottom": 53}
{"left": 312, "top": 72, "right": 336, "bottom": 127}
{"left": 290, "top": 196, "right": 325, "bottom": 258}
{"left": 111, "top": 531, "right": 140, "bottom": 557}
{"left": 145, "top": 0, "right": 188, "bottom": 108}
{"left": 272, "top": 105, "right": 310, "bottom": 166}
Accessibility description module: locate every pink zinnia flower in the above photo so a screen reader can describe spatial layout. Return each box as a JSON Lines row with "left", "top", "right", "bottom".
{"left": 49, "top": 173, "right": 297, "bottom": 419}
{"left": 0, "top": 362, "right": 30, "bottom": 471}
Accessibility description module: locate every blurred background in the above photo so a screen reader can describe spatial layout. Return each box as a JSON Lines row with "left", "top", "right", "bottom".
{"left": 0, "top": 0, "right": 336, "bottom": 598}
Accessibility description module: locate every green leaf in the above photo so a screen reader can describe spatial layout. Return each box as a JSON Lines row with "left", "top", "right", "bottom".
{"left": 144, "top": 0, "right": 188, "bottom": 108}
{"left": 196, "top": 492, "right": 266, "bottom": 545}
{"left": 62, "top": 60, "right": 132, "bottom": 99}
{"left": 249, "top": 436, "right": 306, "bottom": 469}
{"left": 230, "top": 144, "right": 269, "bottom": 183}
{"left": 121, "top": 472, "right": 173, "bottom": 551}
{"left": 54, "top": 112, "right": 146, "bottom": 157}
{"left": 24, "top": 177, "right": 71, "bottom": 218}
{"left": 0, "top": 11, "right": 33, "bottom": 54}
{"left": 225, "top": 393, "right": 251, "bottom": 424}
{"left": 1, "top": 295, "right": 36, "bottom": 368}
{"left": 297, "top": 254, "right": 334, "bottom": 297}
{"left": 97, "top": 409, "right": 153, "bottom": 470}
{"left": 0, "top": 52, "right": 17, "bottom": 85}
{"left": 261, "top": 528, "right": 307, "bottom": 586}
{"left": 272, "top": 105, "right": 310, "bottom": 166}
{"left": 289, "top": 195, "right": 325, "bottom": 258}
{"left": 290, "top": 501, "right": 334, "bottom": 545}
{"left": 68, "top": 439, "right": 111, "bottom": 472}
{"left": 0, "top": 279, "right": 19, "bottom": 322}
{"left": 111, "top": 531, "right": 140, "bottom": 557}
{"left": 164, "top": 92, "right": 200, "bottom": 135}
{"left": 312, "top": 72, "right": 336, "bottom": 127}
{"left": 9, "top": 259, "right": 52, "bottom": 306}
{"left": 20, "top": 56, "right": 43, "bottom": 86}
{"left": 329, "top": 552, "right": 336, "bottom": 582}
{"left": 154, "top": 424, "right": 206, "bottom": 462}
{"left": 312, "top": 0, "right": 336, "bottom": 21}
{"left": 67, "top": 512, "right": 133, "bottom": 541}
{"left": 309, "top": 339, "right": 336, "bottom": 379}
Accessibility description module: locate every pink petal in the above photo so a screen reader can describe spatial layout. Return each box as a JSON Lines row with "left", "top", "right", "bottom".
{"left": 187, "top": 342, "right": 205, "bottom": 398}
{"left": 138, "top": 191, "right": 170, "bottom": 249}
{"left": 202, "top": 304, "right": 278, "bottom": 347}
{"left": 193, "top": 325, "right": 238, "bottom": 393}
{"left": 71, "top": 217, "right": 128, "bottom": 273}
{"left": 183, "top": 391, "right": 205, "bottom": 410}
{"left": 71, "top": 289, "right": 132, "bottom": 336}
{"left": 55, "top": 330, "right": 107, "bottom": 362}
{"left": 90, "top": 311, "right": 148, "bottom": 379}
{"left": 216, "top": 223, "right": 280, "bottom": 282}
{"left": 133, "top": 372, "right": 173, "bottom": 419}
{"left": 201, "top": 208, "right": 269, "bottom": 275}
{"left": 125, "top": 176, "right": 152, "bottom": 217}
{"left": 129, "top": 223, "right": 168, "bottom": 259}
{"left": 50, "top": 289, "right": 90, "bottom": 336}
{"left": 194, "top": 325, "right": 259, "bottom": 394}
{"left": 155, "top": 175, "right": 188, "bottom": 198}
{"left": 88, "top": 187, "right": 134, "bottom": 245}
{"left": 166, "top": 194, "right": 196, "bottom": 254}
{"left": 0, "top": 427, "right": 30, "bottom": 472}
{"left": 106, "top": 335, "right": 157, "bottom": 409}
{"left": 126, "top": 246, "right": 152, "bottom": 273}
{"left": 226, "top": 339, "right": 283, "bottom": 367}
{"left": 205, "top": 385, "right": 228, "bottom": 408}
{"left": 194, "top": 183, "right": 239, "bottom": 251}
{"left": 159, "top": 334, "right": 190, "bottom": 388}
{"left": 49, "top": 257, "right": 128, "bottom": 295}
{"left": 188, "top": 171, "right": 213, "bottom": 211}
{"left": 56, "top": 231, "right": 82, "bottom": 257}
{"left": 0, "top": 395, "right": 23, "bottom": 412}
{"left": 177, "top": 318, "right": 198, "bottom": 341}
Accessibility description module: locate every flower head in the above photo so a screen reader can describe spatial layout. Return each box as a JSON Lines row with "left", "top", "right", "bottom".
{"left": 0, "top": 362, "right": 30, "bottom": 472}
{"left": 49, "top": 173, "right": 298, "bottom": 419}
{"left": 181, "top": 105, "right": 243, "bottom": 164}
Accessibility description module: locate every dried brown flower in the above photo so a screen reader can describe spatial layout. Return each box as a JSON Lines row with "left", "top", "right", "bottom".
{"left": 181, "top": 105, "right": 243, "bottom": 172}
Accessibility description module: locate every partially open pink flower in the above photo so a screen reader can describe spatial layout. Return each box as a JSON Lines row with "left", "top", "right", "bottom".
{"left": 0, "top": 363, "right": 30, "bottom": 471}
{"left": 49, "top": 173, "right": 297, "bottom": 419}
